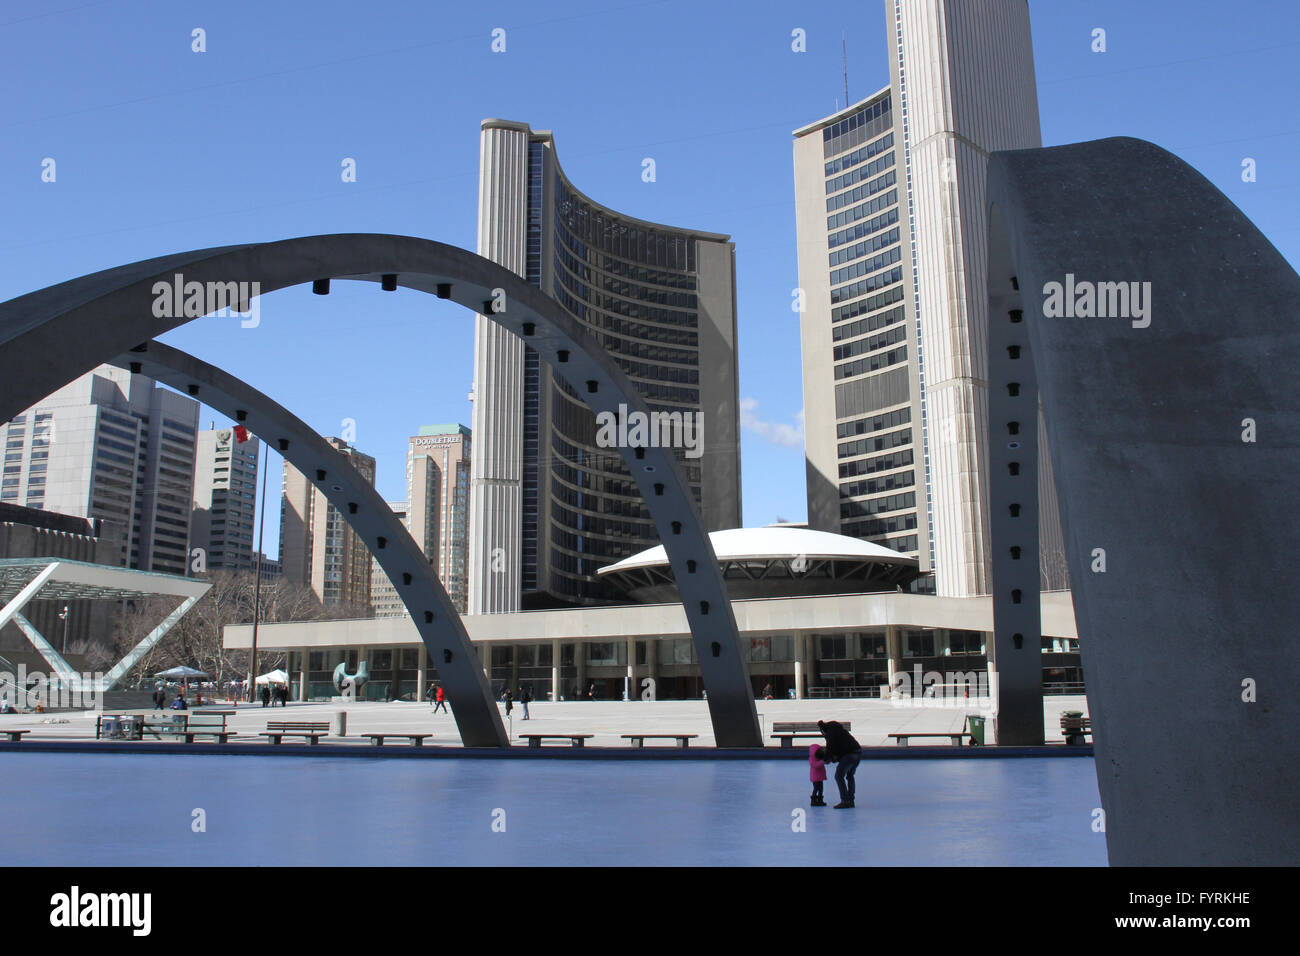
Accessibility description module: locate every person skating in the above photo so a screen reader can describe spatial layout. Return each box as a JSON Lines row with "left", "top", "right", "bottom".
{"left": 519, "top": 686, "right": 532, "bottom": 719}
{"left": 818, "top": 719, "right": 863, "bottom": 808}
{"left": 809, "top": 744, "right": 828, "bottom": 806}
{"left": 433, "top": 685, "right": 448, "bottom": 713}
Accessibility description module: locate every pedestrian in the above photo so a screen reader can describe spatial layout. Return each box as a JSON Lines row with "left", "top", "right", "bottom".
{"left": 158, "top": 688, "right": 167, "bottom": 710}
{"left": 433, "top": 685, "right": 448, "bottom": 714}
{"left": 817, "top": 719, "right": 863, "bottom": 809}
{"left": 504, "top": 688, "right": 514, "bottom": 719}
{"left": 761, "top": 683, "right": 773, "bottom": 700}
{"left": 427, "top": 682, "right": 437, "bottom": 707}
{"left": 587, "top": 682, "right": 596, "bottom": 701}
{"left": 809, "top": 744, "right": 828, "bottom": 806}
{"left": 261, "top": 684, "right": 270, "bottom": 708}
{"left": 519, "top": 685, "right": 532, "bottom": 720}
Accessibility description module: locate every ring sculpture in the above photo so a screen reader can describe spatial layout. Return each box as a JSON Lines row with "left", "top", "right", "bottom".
{"left": 987, "top": 137, "right": 1299, "bottom": 864}
{"left": 0, "top": 235, "right": 763, "bottom": 748}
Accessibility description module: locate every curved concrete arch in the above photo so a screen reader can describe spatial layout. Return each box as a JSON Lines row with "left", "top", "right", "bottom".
{"left": 986, "top": 137, "right": 1300, "bottom": 864}
{"left": 0, "top": 234, "right": 762, "bottom": 747}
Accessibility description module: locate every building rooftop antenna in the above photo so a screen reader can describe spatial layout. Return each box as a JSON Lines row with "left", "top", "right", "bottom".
{"left": 842, "top": 32, "right": 850, "bottom": 109}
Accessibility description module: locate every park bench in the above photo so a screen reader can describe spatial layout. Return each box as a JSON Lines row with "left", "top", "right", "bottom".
{"left": 361, "top": 733, "right": 433, "bottom": 747}
{"left": 621, "top": 734, "right": 698, "bottom": 748}
{"left": 184, "top": 712, "right": 235, "bottom": 743}
{"left": 770, "top": 721, "right": 851, "bottom": 748}
{"left": 1060, "top": 712, "right": 1092, "bottom": 746}
{"left": 519, "top": 734, "right": 594, "bottom": 748}
{"left": 888, "top": 732, "right": 972, "bottom": 746}
{"left": 2, "top": 729, "right": 29, "bottom": 742}
{"left": 262, "top": 720, "right": 330, "bottom": 745}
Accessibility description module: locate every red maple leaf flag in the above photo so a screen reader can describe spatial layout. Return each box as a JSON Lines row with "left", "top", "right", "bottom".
{"left": 233, "top": 424, "right": 249, "bottom": 444}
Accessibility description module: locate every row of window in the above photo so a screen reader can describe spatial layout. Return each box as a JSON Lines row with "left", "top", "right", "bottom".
{"left": 833, "top": 323, "right": 908, "bottom": 369}
{"left": 840, "top": 491, "right": 916, "bottom": 519}
{"left": 838, "top": 447, "right": 914, "bottom": 479}
{"left": 838, "top": 468, "right": 915, "bottom": 498}
{"left": 831, "top": 266, "right": 903, "bottom": 306}
{"left": 826, "top": 168, "right": 897, "bottom": 215}
{"left": 827, "top": 188, "right": 899, "bottom": 233}
{"left": 830, "top": 244, "right": 902, "bottom": 289}
{"left": 834, "top": 343, "right": 908, "bottom": 380}
{"left": 836, "top": 405, "right": 911, "bottom": 439}
{"left": 825, "top": 151, "right": 896, "bottom": 203}
{"left": 832, "top": 304, "right": 907, "bottom": 352}
{"left": 838, "top": 426, "right": 912, "bottom": 460}
{"left": 828, "top": 212, "right": 901, "bottom": 266}
{"left": 824, "top": 132, "right": 895, "bottom": 179}
{"left": 842, "top": 512, "right": 917, "bottom": 538}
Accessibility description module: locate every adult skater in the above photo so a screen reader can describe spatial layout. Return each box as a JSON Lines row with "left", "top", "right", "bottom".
{"left": 817, "top": 719, "right": 862, "bottom": 809}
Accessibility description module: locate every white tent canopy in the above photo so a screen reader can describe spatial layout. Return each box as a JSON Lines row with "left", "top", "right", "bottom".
{"left": 256, "top": 669, "right": 289, "bottom": 685}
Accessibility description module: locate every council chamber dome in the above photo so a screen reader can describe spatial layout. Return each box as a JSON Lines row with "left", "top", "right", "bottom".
{"left": 597, "top": 524, "right": 919, "bottom": 603}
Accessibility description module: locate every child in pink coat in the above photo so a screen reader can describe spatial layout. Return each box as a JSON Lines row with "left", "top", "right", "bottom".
{"left": 809, "top": 744, "right": 828, "bottom": 806}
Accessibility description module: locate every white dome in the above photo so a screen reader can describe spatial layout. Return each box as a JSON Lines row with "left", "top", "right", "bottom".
{"left": 597, "top": 526, "right": 916, "bottom": 575}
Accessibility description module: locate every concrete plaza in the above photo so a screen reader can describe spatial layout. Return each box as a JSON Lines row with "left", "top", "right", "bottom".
{"left": 1, "top": 695, "right": 1090, "bottom": 748}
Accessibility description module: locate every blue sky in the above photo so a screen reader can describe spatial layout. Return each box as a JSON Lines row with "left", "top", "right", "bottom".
{"left": 2, "top": 0, "right": 1297, "bottom": 560}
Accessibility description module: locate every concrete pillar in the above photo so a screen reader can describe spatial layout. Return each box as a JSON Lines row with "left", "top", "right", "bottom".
{"left": 551, "top": 638, "right": 561, "bottom": 701}
{"left": 417, "top": 643, "right": 427, "bottom": 700}
{"left": 807, "top": 634, "right": 820, "bottom": 693}
{"left": 793, "top": 633, "right": 805, "bottom": 700}
{"left": 509, "top": 643, "right": 519, "bottom": 694}
{"left": 886, "top": 626, "right": 902, "bottom": 697}
{"left": 575, "top": 642, "right": 586, "bottom": 700}
{"left": 298, "top": 646, "right": 308, "bottom": 702}
{"left": 626, "top": 636, "right": 635, "bottom": 701}
{"left": 646, "top": 637, "right": 658, "bottom": 699}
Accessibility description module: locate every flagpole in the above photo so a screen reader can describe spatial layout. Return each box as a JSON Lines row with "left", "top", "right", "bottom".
{"left": 247, "top": 437, "right": 269, "bottom": 702}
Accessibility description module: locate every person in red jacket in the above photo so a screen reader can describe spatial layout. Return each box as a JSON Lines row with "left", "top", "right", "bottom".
{"left": 433, "top": 684, "right": 448, "bottom": 714}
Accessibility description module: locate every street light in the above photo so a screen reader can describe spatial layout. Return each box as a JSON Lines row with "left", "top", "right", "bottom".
{"left": 58, "top": 605, "right": 70, "bottom": 655}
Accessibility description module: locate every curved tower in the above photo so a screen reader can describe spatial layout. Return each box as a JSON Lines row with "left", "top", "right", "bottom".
{"left": 470, "top": 120, "right": 741, "bottom": 611}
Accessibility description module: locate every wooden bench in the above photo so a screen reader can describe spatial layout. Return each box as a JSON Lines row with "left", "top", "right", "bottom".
{"left": 2, "top": 729, "right": 29, "bottom": 742}
{"left": 888, "top": 732, "right": 972, "bottom": 746}
{"left": 141, "top": 715, "right": 190, "bottom": 740}
{"left": 184, "top": 712, "right": 234, "bottom": 743}
{"left": 519, "top": 734, "right": 594, "bottom": 748}
{"left": 770, "top": 721, "right": 851, "bottom": 748}
{"left": 621, "top": 734, "right": 698, "bottom": 748}
{"left": 1060, "top": 713, "right": 1092, "bottom": 746}
{"left": 262, "top": 720, "right": 330, "bottom": 745}
{"left": 361, "top": 733, "right": 432, "bottom": 747}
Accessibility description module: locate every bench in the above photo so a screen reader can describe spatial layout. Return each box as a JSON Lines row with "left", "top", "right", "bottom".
{"left": 262, "top": 721, "right": 330, "bottom": 745}
{"left": 361, "top": 733, "right": 433, "bottom": 747}
{"left": 1060, "top": 713, "right": 1092, "bottom": 746}
{"left": 140, "top": 715, "right": 190, "bottom": 740}
{"left": 185, "top": 712, "right": 234, "bottom": 743}
{"left": 770, "top": 721, "right": 851, "bottom": 748}
{"left": 621, "top": 734, "right": 698, "bottom": 748}
{"left": 888, "top": 732, "right": 972, "bottom": 746}
{"left": 2, "top": 729, "right": 29, "bottom": 742}
{"left": 519, "top": 734, "right": 594, "bottom": 748}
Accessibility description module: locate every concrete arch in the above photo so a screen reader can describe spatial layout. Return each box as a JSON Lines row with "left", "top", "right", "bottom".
{"left": 986, "top": 137, "right": 1300, "bottom": 864}
{"left": 0, "top": 235, "right": 762, "bottom": 747}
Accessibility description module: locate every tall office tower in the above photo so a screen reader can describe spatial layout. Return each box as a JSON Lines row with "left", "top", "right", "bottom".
{"left": 371, "top": 501, "right": 410, "bottom": 619}
{"left": 0, "top": 364, "right": 198, "bottom": 574}
{"left": 190, "top": 427, "right": 261, "bottom": 572}
{"left": 795, "top": 0, "right": 1064, "bottom": 597}
{"left": 279, "top": 437, "right": 376, "bottom": 611}
{"left": 408, "top": 425, "right": 468, "bottom": 613}
{"left": 470, "top": 120, "right": 742, "bottom": 611}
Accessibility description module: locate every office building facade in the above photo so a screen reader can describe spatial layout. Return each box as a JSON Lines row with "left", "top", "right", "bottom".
{"left": 0, "top": 364, "right": 198, "bottom": 575}
{"left": 190, "top": 427, "right": 261, "bottom": 572}
{"left": 470, "top": 120, "right": 742, "bottom": 612}
{"left": 279, "top": 437, "right": 376, "bottom": 611}
{"left": 408, "top": 425, "right": 468, "bottom": 613}
{"left": 795, "top": 0, "right": 1064, "bottom": 597}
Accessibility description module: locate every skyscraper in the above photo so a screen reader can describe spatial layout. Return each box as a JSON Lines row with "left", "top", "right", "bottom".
{"left": 190, "top": 426, "right": 261, "bottom": 572}
{"left": 279, "top": 437, "right": 376, "bottom": 611}
{"left": 795, "top": 0, "right": 1064, "bottom": 597}
{"left": 408, "top": 425, "right": 469, "bottom": 613}
{"left": 0, "top": 364, "right": 199, "bottom": 575}
{"left": 470, "top": 120, "right": 742, "bottom": 612}
{"left": 371, "top": 500, "right": 409, "bottom": 619}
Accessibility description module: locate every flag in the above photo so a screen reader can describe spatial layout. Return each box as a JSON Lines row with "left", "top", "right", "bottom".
{"left": 233, "top": 424, "right": 249, "bottom": 444}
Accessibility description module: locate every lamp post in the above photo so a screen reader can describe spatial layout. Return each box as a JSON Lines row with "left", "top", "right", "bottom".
{"left": 247, "top": 441, "right": 270, "bottom": 702}
{"left": 58, "top": 604, "right": 70, "bottom": 655}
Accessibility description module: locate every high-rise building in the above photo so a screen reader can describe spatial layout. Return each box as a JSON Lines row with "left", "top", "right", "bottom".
{"left": 795, "top": 0, "right": 1064, "bottom": 597}
{"left": 371, "top": 500, "right": 409, "bottom": 619}
{"left": 470, "top": 120, "right": 742, "bottom": 611}
{"left": 408, "top": 425, "right": 468, "bottom": 613}
{"left": 279, "top": 437, "right": 376, "bottom": 611}
{"left": 0, "top": 364, "right": 199, "bottom": 575}
{"left": 190, "top": 426, "right": 261, "bottom": 572}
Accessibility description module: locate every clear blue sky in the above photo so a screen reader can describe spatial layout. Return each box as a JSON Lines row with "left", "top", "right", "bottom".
{"left": 3, "top": 0, "right": 1297, "bottom": 561}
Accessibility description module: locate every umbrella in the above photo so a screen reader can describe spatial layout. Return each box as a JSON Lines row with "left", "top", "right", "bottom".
{"left": 154, "top": 666, "right": 209, "bottom": 679}
{"left": 256, "top": 669, "right": 289, "bottom": 685}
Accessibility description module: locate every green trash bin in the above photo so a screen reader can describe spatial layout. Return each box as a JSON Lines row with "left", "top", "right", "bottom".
{"left": 966, "top": 715, "right": 986, "bottom": 746}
